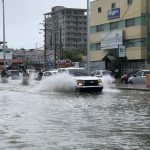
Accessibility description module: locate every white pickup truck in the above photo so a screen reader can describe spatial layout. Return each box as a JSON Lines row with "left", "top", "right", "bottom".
{"left": 58, "top": 67, "right": 103, "bottom": 92}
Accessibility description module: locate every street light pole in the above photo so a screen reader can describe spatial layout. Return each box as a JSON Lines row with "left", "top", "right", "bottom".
{"left": 44, "top": 14, "right": 47, "bottom": 67}
{"left": 146, "top": 0, "right": 150, "bottom": 66}
{"left": 2, "top": 0, "right": 6, "bottom": 69}
{"left": 87, "top": 0, "right": 90, "bottom": 73}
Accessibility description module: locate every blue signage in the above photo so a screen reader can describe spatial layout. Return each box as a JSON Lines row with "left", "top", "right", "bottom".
{"left": 108, "top": 8, "right": 120, "bottom": 20}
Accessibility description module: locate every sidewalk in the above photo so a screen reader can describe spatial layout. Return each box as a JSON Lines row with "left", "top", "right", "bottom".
{"left": 112, "top": 83, "right": 150, "bottom": 91}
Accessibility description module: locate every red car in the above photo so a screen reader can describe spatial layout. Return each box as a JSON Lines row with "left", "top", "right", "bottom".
{"left": 121, "top": 69, "right": 141, "bottom": 84}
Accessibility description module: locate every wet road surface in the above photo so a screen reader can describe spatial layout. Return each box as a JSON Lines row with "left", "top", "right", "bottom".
{"left": 0, "top": 78, "right": 150, "bottom": 150}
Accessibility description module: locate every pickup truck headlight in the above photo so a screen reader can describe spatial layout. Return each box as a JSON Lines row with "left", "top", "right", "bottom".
{"left": 98, "top": 79, "right": 102, "bottom": 85}
{"left": 77, "top": 80, "right": 85, "bottom": 86}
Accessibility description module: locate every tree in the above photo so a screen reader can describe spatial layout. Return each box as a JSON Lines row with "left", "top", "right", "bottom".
{"left": 63, "top": 49, "right": 84, "bottom": 62}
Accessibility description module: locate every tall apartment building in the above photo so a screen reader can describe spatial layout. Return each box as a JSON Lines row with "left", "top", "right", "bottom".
{"left": 44, "top": 6, "right": 87, "bottom": 60}
{"left": 90, "top": 0, "right": 150, "bottom": 70}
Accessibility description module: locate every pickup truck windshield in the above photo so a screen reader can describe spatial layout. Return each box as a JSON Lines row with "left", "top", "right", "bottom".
{"left": 68, "top": 69, "right": 89, "bottom": 76}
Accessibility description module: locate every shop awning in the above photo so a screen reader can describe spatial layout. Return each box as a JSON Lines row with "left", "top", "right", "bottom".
{"left": 103, "top": 55, "right": 116, "bottom": 61}
{"left": 107, "top": 55, "right": 116, "bottom": 61}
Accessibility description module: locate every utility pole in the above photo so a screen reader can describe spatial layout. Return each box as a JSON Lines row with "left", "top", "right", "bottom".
{"left": 59, "top": 26, "right": 62, "bottom": 60}
{"left": 44, "top": 14, "right": 47, "bottom": 67}
{"left": 54, "top": 32, "right": 57, "bottom": 68}
{"left": 2, "top": 0, "right": 6, "bottom": 69}
{"left": 146, "top": 0, "right": 150, "bottom": 66}
{"left": 50, "top": 29, "right": 52, "bottom": 51}
{"left": 87, "top": 0, "right": 90, "bottom": 74}
{"left": 35, "top": 43, "right": 38, "bottom": 49}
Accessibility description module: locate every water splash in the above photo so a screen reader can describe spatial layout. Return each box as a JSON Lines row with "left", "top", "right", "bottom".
{"left": 34, "top": 73, "right": 76, "bottom": 93}
{"left": 34, "top": 74, "right": 119, "bottom": 93}
{"left": 0, "top": 73, "right": 120, "bottom": 94}
{"left": 101, "top": 75, "right": 115, "bottom": 84}
{"left": 101, "top": 75, "right": 120, "bottom": 92}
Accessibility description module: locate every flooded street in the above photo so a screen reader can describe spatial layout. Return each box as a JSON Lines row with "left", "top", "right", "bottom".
{"left": 0, "top": 78, "right": 150, "bottom": 150}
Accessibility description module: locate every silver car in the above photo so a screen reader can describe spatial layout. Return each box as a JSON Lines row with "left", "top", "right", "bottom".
{"left": 91, "top": 70, "right": 113, "bottom": 78}
{"left": 128, "top": 70, "right": 150, "bottom": 84}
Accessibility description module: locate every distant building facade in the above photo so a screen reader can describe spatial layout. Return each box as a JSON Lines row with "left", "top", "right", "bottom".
{"left": 44, "top": 6, "right": 87, "bottom": 60}
{"left": 0, "top": 45, "right": 44, "bottom": 70}
{"left": 13, "top": 49, "right": 44, "bottom": 69}
{"left": 90, "top": 0, "right": 150, "bottom": 70}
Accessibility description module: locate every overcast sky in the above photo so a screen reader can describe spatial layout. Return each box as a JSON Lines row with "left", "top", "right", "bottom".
{"left": 0, "top": 0, "right": 87, "bottom": 49}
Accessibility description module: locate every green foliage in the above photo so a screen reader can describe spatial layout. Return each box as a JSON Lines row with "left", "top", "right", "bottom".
{"left": 63, "top": 49, "right": 85, "bottom": 62}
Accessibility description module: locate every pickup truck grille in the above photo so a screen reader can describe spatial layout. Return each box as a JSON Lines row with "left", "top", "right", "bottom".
{"left": 84, "top": 80, "right": 98, "bottom": 86}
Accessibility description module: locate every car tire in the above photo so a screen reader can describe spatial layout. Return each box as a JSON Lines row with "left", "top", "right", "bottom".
{"left": 128, "top": 81, "right": 133, "bottom": 84}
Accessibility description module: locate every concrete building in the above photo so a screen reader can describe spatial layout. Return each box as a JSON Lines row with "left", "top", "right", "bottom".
{"left": 44, "top": 6, "right": 87, "bottom": 60}
{"left": 90, "top": 0, "right": 150, "bottom": 72}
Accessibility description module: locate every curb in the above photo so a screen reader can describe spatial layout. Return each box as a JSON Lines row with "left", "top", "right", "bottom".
{"left": 111, "top": 84, "right": 150, "bottom": 91}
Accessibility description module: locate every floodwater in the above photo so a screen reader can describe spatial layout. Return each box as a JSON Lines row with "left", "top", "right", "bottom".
{"left": 0, "top": 75, "right": 150, "bottom": 150}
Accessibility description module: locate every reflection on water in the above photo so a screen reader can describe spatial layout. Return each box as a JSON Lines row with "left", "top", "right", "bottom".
{"left": 0, "top": 77, "right": 150, "bottom": 150}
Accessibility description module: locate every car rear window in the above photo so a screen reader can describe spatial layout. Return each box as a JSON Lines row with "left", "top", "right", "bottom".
{"left": 144, "top": 71, "right": 150, "bottom": 76}
{"left": 102, "top": 71, "right": 112, "bottom": 75}
{"left": 127, "top": 70, "right": 140, "bottom": 75}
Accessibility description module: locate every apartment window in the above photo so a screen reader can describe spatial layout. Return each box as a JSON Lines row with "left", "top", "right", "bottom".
{"left": 98, "top": 7, "right": 102, "bottom": 13}
{"left": 96, "top": 24, "right": 104, "bottom": 32}
{"left": 96, "top": 43, "right": 101, "bottom": 50}
{"left": 110, "top": 22, "right": 118, "bottom": 30}
{"left": 125, "top": 38, "right": 145, "bottom": 48}
{"left": 91, "top": 43, "right": 101, "bottom": 50}
{"left": 96, "top": 23, "right": 110, "bottom": 32}
{"left": 91, "top": 43, "right": 95, "bottom": 51}
{"left": 126, "top": 18, "right": 135, "bottom": 27}
{"left": 127, "top": 0, "right": 133, "bottom": 5}
{"left": 111, "top": 3, "right": 116, "bottom": 9}
{"left": 126, "top": 40, "right": 135, "bottom": 47}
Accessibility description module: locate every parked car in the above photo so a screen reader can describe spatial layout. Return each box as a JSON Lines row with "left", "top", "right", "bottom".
{"left": 128, "top": 70, "right": 150, "bottom": 84}
{"left": 122, "top": 69, "right": 133, "bottom": 75}
{"left": 91, "top": 70, "right": 113, "bottom": 78}
{"left": 58, "top": 67, "right": 103, "bottom": 92}
{"left": 91, "top": 69, "right": 115, "bottom": 83}
{"left": 121, "top": 69, "right": 141, "bottom": 84}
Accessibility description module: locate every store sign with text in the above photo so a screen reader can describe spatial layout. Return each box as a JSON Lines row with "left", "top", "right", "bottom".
{"left": 119, "top": 45, "right": 125, "bottom": 57}
{"left": 101, "top": 30, "right": 123, "bottom": 50}
{"left": 108, "top": 8, "right": 120, "bottom": 20}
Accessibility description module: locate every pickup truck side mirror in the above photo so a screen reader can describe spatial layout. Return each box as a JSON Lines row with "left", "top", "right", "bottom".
{"left": 91, "top": 73, "right": 94, "bottom": 76}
